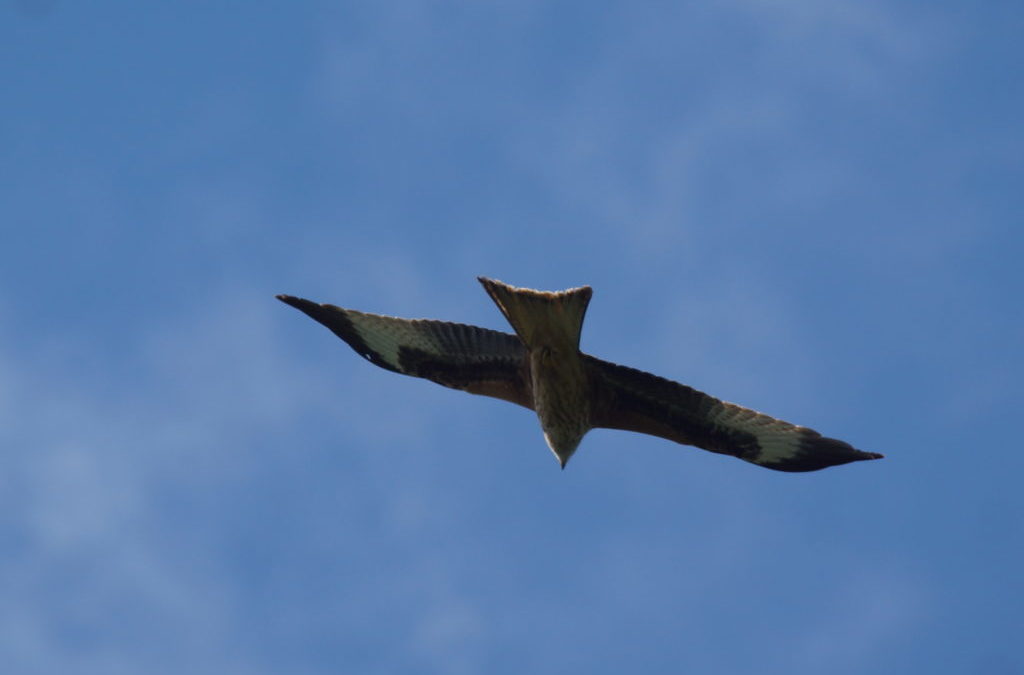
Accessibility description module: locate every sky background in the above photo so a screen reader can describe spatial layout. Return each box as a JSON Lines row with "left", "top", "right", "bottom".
{"left": 2, "top": 1, "right": 1022, "bottom": 673}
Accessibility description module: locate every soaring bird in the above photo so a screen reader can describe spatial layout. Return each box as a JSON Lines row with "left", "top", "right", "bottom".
{"left": 277, "top": 278, "right": 882, "bottom": 472}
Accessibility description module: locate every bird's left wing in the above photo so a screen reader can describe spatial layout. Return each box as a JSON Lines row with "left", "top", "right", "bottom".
{"left": 278, "top": 295, "right": 532, "bottom": 408}
{"left": 585, "top": 355, "right": 882, "bottom": 472}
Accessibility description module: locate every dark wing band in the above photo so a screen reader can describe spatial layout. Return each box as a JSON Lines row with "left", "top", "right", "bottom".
{"left": 585, "top": 356, "right": 882, "bottom": 472}
{"left": 277, "top": 295, "right": 532, "bottom": 408}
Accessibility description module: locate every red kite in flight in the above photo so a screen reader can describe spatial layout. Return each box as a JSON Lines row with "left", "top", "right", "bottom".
{"left": 278, "top": 278, "right": 882, "bottom": 472}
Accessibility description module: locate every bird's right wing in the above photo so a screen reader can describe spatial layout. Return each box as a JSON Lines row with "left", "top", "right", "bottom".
{"left": 585, "top": 355, "right": 883, "bottom": 472}
{"left": 277, "top": 295, "right": 532, "bottom": 408}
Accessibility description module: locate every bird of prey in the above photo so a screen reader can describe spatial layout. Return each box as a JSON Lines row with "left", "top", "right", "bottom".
{"left": 277, "top": 278, "right": 883, "bottom": 472}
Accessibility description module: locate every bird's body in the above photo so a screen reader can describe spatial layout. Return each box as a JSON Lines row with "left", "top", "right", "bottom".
{"left": 477, "top": 278, "right": 594, "bottom": 467}
{"left": 277, "top": 278, "right": 883, "bottom": 472}
{"left": 530, "top": 345, "right": 591, "bottom": 468}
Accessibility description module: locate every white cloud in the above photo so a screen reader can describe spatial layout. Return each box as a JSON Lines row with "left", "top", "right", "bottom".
{"left": 792, "top": 564, "right": 926, "bottom": 673}
{"left": 0, "top": 274, "right": 524, "bottom": 673}
{"left": 0, "top": 287, "right": 345, "bottom": 673}
{"left": 411, "top": 593, "right": 484, "bottom": 675}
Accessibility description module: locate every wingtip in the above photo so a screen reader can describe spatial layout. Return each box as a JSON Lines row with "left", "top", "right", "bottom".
{"left": 276, "top": 294, "right": 317, "bottom": 313}
{"left": 477, "top": 276, "right": 501, "bottom": 290}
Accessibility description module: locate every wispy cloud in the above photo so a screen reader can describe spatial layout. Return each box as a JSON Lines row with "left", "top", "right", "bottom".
{"left": 0, "top": 287, "right": 341, "bottom": 673}
{"left": 792, "top": 564, "right": 926, "bottom": 673}
{"left": 4, "top": 2, "right": 1017, "bottom": 672}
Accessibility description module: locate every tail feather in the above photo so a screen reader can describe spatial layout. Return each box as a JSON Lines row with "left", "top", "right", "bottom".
{"left": 478, "top": 277, "right": 592, "bottom": 350}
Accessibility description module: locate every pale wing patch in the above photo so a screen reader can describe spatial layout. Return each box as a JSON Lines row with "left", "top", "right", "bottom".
{"left": 708, "top": 401, "right": 879, "bottom": 470}
{"left": 344, "top": 310, "right": 429, "bottom": 372}
{"left": 750, "top": 433, "right": 804, "bottom": 464}
{"left": 709, "top": 404, "right": 803, "bottom": 463}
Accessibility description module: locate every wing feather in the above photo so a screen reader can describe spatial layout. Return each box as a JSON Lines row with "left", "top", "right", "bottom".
{"left": 277, "top": 295, "right": 532, "bottom": 408}
{"left": 585, "top": 356, "right": 882, "bottom": 472}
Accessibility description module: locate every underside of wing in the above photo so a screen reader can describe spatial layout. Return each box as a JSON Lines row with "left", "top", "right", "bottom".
{"left": 277, "top": 295, "right": 532, "bottom": 408}
{"left": 585, "top": 356, "right": 883, "bottom": 472}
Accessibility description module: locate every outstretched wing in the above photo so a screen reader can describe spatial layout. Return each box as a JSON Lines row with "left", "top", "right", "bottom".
{"left": 585, "top": 356, "right": 882, "bottom": 472}
{"left": 278, "top": 295, "right": 532, "bottom": 408}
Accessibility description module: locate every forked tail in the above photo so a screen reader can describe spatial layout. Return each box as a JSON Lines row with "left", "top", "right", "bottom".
{"left": 478, "top": 277, "right": 593, "bottom": 350}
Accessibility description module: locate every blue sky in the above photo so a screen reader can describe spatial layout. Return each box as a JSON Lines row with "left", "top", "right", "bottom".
{"left": 2, "top": 2, "right": 1022, "bottom": 673}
